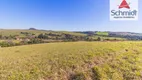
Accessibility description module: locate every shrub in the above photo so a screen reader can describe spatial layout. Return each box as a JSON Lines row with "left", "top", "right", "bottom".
{"left": 70, "top": 73, "right": 86, "bottom": 80}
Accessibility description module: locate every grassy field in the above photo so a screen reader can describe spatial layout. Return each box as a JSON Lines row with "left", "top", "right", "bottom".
{"left": 96, "top": 32, "right": 109, "bottom": 36}
{"left": 0, "top": 42, "right": 142, "bottom": 80}
{"left": 91, "top": 36, "right": 126, "bottom": 41}
{"left": 0, "top": 29, "right": 86, "bottom": 36}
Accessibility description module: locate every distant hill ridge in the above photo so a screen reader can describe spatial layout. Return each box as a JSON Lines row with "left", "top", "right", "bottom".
{"left": 29, "top": 28, "right": 37, "bottom": 30}
{"left": 0, "top": 29, "right": 142, "bottom": 40}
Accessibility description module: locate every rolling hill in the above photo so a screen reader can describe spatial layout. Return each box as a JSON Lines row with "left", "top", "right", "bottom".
{"left": 0, "top": 29, "right": 86, "bottom": 37}
{"left": 0, "top": 42, "right": 141, "bottom": 80}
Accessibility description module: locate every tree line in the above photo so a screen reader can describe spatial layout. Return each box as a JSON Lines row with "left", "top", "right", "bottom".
{"left": 0, "top": 32, "right": 125, "bottom": 47}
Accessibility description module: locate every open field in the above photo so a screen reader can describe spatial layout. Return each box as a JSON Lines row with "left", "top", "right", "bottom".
{"left": 0, "top": 29, "right": 86, "bottom": 36}
{"left": 96, "top": 32, "right": 109, "bottom": 36}
{"left": 0, "top": 42, "right": 142, "bottom": 80}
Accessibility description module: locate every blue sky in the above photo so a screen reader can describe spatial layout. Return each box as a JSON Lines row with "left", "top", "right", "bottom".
{"left": 0, "top": 0, "right": 141, "bottom": 32}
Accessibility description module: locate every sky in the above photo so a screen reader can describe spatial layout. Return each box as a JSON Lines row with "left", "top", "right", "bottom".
{"left": 0, "top": 0, "right": 141, "bottom": 32}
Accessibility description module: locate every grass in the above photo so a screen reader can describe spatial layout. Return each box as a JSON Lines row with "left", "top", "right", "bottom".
{"left": 0, "top": 41, "right": 142, "bottom": 80}
{"left": 96, "top": 32, "right": 109, "bottom": 36}
{"left": 0, "top": 29, "right": 86, "bottom": 37}
{"left": 0, "top": 40, "right": 20, "bottom": 43}
{"left": 92, "top": 36, "right": 126, "bottom": 41}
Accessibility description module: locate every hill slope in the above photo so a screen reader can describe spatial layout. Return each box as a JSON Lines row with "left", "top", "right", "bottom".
{"left": 0, "top": 42, "right": 142, "bottom": 80}
{"left": 0, "top": 29, "right": 86, "bottom": 36}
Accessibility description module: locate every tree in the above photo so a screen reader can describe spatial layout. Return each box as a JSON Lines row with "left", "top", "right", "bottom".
{"left": 0, "top": 35, "right": 2, "bottom": 39}
{"left": 38, "top": 34, "right": 44, "bottom": 39}
{"left": 97, "top": 37, "right": 103, "bottom": 41}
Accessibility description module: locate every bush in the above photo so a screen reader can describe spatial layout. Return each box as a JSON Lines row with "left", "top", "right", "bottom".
{"left": 27, "top": 39, "right": 44, "bottom": 44}
{"left": 0, "top": 41, "right": 15, "bottom": 47}
{"left": 70, "top": 73, "right": 86, "bottom": 80}
{"left": 92, "top": 66, "right": 102, "bottom": 80}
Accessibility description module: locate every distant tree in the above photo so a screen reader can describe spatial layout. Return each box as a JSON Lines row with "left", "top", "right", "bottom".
{"left": 38, "top": 34, "right": 48, "bottom": 39}
{"left": 38, "top": 34, "right": 44, "bottom": 39}
{"left": 28, "top": 39, "right": 44, "bottom": 44}
{"left": 0, "top": 35, "right": 2, "bottom": 39}
{"left": 85, "top": 37, "right": 94, "bottom": 41}
{"left": 97, "top": 37, "right": 103, "bottom": 41}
